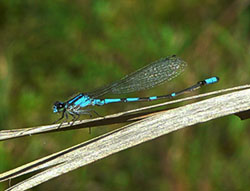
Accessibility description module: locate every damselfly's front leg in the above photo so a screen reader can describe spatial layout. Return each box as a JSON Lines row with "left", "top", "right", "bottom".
{"left": 53, "top": 110, "right": 65, "bottom": 123}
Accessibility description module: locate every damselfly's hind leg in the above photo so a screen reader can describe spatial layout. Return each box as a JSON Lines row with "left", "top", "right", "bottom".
{"left": 72, "top": 109, "right": 102, "bottom": 133}
{"left": 82, "top": 109, "right": 103, "bottom": 118}
{"left": 77, "top": 109, "right": 94, "bottom": 118}
{"left": 90, "top": 109, "right": 103, "bottom": 117}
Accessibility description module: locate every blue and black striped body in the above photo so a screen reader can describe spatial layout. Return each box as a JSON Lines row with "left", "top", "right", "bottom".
{"left": 65, "top": 76, "right": 219, "bottom": 107}
{"left": 52, "top": 55, "right": 219, "bottom": 125}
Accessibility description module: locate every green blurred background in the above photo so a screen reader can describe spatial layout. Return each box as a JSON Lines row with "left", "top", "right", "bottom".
{"left": 0, "top": 0, "right": 249, "bottom": 190}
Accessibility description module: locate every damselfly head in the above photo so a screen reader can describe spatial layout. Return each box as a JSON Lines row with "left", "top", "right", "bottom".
{"left": 53, "top": 101, "right": 65, "bottom": 113}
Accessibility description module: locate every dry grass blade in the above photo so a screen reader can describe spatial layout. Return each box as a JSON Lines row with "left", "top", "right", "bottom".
{"left": 0, "top": 84, "right": 249, "bottom": 141}
{"left": 1, "top": 87, "right": 250, "bottom": 191}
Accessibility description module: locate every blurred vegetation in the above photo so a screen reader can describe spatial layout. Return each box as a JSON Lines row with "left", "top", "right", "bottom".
{"left": 0, "top": 0, "right": 249, "bottom": 190}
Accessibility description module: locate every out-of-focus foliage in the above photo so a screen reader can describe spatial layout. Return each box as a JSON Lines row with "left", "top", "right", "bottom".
{"left": 0, "top": 0, "right": 249, "bottom": 190}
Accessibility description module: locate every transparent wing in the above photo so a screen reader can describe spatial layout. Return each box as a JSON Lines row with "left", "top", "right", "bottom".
{"left": 87, "top": 55, "right": 187, "bottom": 98}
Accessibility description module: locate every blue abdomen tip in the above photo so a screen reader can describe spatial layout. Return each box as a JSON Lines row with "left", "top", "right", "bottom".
{"left": 205, "top": 77, "right": 219, "bottom": 84}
